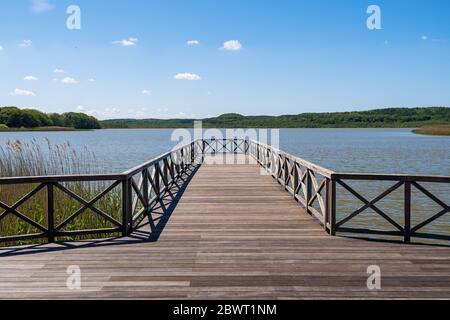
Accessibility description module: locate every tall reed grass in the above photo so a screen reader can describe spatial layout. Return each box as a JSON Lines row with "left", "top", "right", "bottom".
{"left": 0, "top": 138, "right": 100, "bottom": 177}
{"left": 0, "top": 138, "right": 122, "bottom": 246}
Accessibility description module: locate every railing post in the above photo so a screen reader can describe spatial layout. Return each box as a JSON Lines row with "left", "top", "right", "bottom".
{"left": 202, "top": 140, "right": 206, "bottom": 163}
{"left": 122, "top": 178, "right": 132, "bottom": 236}
{"left": 47, "top": 183, "right": 55, "bottom": 243}
{"left": 154, "top": 163, "right": 161, "bottom": 200}
{"left": 143, "top": 169, "right": 149, "bottom": 213}
{"left": 325, "top": 179, "right": 329, "bottom": 232}
{"left": 170, "top": 156, "right": 175, "bottom": 180}
{"left": 404, "top": 181, "right": 411, "bottom": 243}
{"left": 293, "top": 163, "right": 299, "bottom": 198}
{"left": 191, "top": 142, "right": 195, "bottom": 164}
{"left": 283, "top": 156, "right": 289, "bottom": 189}
{"left": 180, "top": 148, "right": 185, "bottom": 170}
{"left": 328, "top": 179, "right": 336, "bottom": 236}
{"left": 257, "top": 143, "right": 260, "bottom": 162}
{"left": 306, "top": 169, "right": 312, "bottom": 215}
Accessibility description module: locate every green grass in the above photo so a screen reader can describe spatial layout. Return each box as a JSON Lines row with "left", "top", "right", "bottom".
{"left": 413, "top": 125, "right": 450, "bottom": 136}
{"left": 0, "top": 139, "right": 122, "bottom": 247}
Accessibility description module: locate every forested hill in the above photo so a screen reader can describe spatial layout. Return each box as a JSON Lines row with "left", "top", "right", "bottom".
{"left": 0, "top": 107, "right": 101, "bottom": 130}
{"left": 101, "top": 107, "right": 450, "bottom": 129}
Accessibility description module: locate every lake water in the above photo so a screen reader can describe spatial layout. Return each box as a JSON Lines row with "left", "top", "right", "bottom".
{"left": 0, "top": 128, "right": 448, "bottom": 175}
{"left": 1, "top": 128, "right": 449, "bottom": 241}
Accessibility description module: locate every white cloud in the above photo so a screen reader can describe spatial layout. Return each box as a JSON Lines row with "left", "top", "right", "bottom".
{"left": 24, "top": 75, "right": 39, "bottom": 81}
{"left": 19, "top": 40, "right": 33, "bottom": 48}
{"left": 0, "top": 46, "right": 3, "bottom": 51}
{"left": 54, "top": 68, "right": 65, "bottom": 73}
{"left": 88, "top": 78, "right": 95, "bottom": 82}
{"left": 10, "top": 88, "right": 36, "bottom": 97}
{"left": 187, "top": 40, "right": 200, "bottom": 46}
{"left": 172, "top": 111, "right": 197, "bottom": 118}
{"left": 61, "top": 77, "right": 77, "bottom": 84}
{"left": 72, "top": 105, "right": 198, "bottom": 120}
{"left": 31, "top": 0, "right": 54, "bottom": 13}
{"left": 421, "top": 35, "right": 428, "bottom": 41}
{"left": 113, "top": 37, "right": 138, "bottom": 47}
{"left": 174, "top": 73, "right": 201, "bottom": 81}
{"left": 221, "top": 40, "right": 243, "bottom": 51}
{"left": 80, "top": 107, "right": 121, "bottom": 119}
{"left": 142, "top": 90, "right": 151, "bottom": 95}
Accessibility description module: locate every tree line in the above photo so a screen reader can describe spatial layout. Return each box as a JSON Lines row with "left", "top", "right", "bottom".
{"left": 101, "top": 107, "right": 450, "bottom": 129}
{"left": 0, "top": 107, "right": 101, "bottom": 129}
{"left": 2, "top": 106, "right": 448, "bottom": 130}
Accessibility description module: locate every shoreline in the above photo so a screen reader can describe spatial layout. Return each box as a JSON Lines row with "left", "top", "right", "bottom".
{"left": 0, "top": 127, "right": 88, "bottom": 132}
{"left": 1, "top": 127, "right": 449, "bottom": 136}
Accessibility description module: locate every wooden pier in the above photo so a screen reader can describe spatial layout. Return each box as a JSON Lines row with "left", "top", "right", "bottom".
{"left": 0, "top": 140, "right": 449, "bottom": 299}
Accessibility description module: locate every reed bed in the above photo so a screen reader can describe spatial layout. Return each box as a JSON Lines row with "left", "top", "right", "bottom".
{"left": 0, "top": 138, "right": 122, "bottom": 246}
{"left": 413, "top": 125, "right": 450, "bottom": 136}
{"left": 0, "top": 138, "right": 100, "bottom": 177}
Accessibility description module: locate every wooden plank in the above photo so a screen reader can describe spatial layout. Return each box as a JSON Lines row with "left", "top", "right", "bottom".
{"left": 0, "top": 155, "right": 449, "bottom": 300}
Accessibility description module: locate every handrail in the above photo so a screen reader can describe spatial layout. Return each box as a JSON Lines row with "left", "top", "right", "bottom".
{"left": 0, "top": 140, "right": 206, "bottom": 184}
{"left": 332, "top": 172, "right": 450, "bottom": 183}
{"left": 123, "top": 139, "right": 204, "bottom": 177}
{"left": 0, "top": 174, "right": 126, "bottom": 185}
{"left": 249, "top": 139, "right": 335, "bottom": 178}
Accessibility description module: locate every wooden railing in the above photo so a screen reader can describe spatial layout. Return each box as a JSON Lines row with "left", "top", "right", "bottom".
{"left": 203, "top": 138, "right": 249, "bottom": 155}
{"left": 332, "top": 173, "right": 450, "bottom": 242}
{"left": 0, "top": 140, "right": 204, "bottom": 244}
{"left": 249, "top": 140, "right": 336, "bottom": 234}
{"left": 0, "top": 173, "right": 124, "bottom": 243}
{"left": 248, "top": 140, "right": 450, "bottom": 243}
{"left": 1, "top": 138, "right": 449, "bottom": 245}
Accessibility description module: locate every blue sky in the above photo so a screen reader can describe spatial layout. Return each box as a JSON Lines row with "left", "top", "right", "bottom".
{"left": 0, "top": 0, "right": 449, "bottom": 119}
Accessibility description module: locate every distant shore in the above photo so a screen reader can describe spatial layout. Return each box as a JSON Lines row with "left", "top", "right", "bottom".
{"left": 100, "top": 107, "right": 450, "bottom": 129}
{"left": 413, "top": 125, "right": 450, "bottom": 136}
{"left": 0, "top": 126, "right": 83, "bottom": 132}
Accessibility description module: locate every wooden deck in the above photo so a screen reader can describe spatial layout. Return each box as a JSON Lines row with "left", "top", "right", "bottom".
{"left": 1, "top": 156, "right": 449, "bottom": 299}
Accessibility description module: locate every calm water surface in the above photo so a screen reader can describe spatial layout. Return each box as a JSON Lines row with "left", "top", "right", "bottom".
{"left": 0, "top": 128, "right": 448, "bottom": 175}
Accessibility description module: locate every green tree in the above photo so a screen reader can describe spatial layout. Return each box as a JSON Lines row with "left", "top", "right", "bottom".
{"left": 6, "top": 109, "right": 40, "bottom": 128}
{"left": 49, "top": 113, "right": 65, "bottom": 126}
{"left": 23, "top": 109, "right": 53, "bottom": 127}
{"left": 62, "top": 112, "right": 101, "bottom": 129}
{"left": 0, "top": 106, "right": 101, "bottom": 129}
